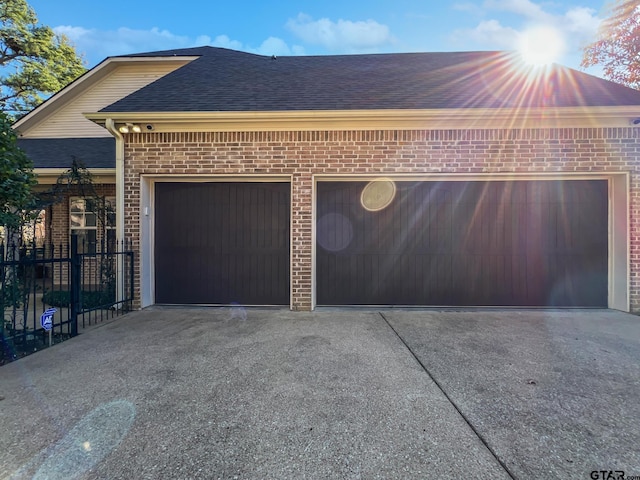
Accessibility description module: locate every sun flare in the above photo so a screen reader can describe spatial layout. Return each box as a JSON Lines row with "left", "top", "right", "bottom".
{"left": 517, "top": 25, "right": 566, "bottom": 67}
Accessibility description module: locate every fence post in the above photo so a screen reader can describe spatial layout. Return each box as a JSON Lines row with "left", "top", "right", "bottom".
{"left": 116, "top": 240, "right": 124, "bottom": 310}
{"left": 70, "top": 234, "right": 80, "bottom": 336}
{"left": 0, "top": 243, "right": 5, "bottom": 344}
{"left": 129, "top": 250, "right": 134, "bottom": 310}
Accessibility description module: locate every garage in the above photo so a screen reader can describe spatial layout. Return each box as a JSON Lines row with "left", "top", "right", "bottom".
{"left": 155, "top": 182, "right": 290, "bottom": 305}
{"left": 316, "top": 180, "right": 608, "bottom": 307}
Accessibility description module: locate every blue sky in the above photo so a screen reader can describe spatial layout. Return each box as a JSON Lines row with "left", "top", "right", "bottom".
{"left": 29, "top": 0, "right": 608, "bottom": 76}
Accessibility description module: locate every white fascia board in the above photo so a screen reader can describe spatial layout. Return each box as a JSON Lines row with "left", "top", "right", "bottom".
{"left": 86, "top": 106, "right": 640, "bottom": 131}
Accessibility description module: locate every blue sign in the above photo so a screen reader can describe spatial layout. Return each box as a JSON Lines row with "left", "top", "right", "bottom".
{"left": 40, "top": 308, "right": 57, "bottom": 331}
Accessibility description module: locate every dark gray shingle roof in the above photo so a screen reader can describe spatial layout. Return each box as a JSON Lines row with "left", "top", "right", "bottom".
{"left": 101, "top": 47, "right": 640, "bottom": 113}
{"left": 18, "top": 137, "right": 115, "bottom": 169}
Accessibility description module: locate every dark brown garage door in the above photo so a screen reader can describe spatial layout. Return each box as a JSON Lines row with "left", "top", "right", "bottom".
{"left": 155, "top": 182, "right": 290, "bottom": 305}
{"left": 317, "top": 180, "right": 608, "bottom": 307}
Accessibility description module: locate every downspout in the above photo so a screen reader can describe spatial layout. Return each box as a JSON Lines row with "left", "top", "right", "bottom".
{"left": 105, "top": 119, "right": 126, "bottom": 308}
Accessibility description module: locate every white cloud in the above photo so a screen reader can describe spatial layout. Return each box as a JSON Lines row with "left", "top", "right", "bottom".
{"left": 286, "top": 13, "right": 394, "bottom": 52}
{"left": 194, "top": 34, "right": 300, "bottom": 56}
{"left": 459, "top": 19, "right": 520, "bottom": 48}
{"left": 450, "top": 1, "right": 601, "bottom": 65}
{"left": 453, "top": 3, "right": 485, "bottom": 16}
{"left": 255, "top": 37, "right": 293, "bottom": 56}
{"left": 54, "top": 25, "right": 304, "bottom": 66}
{"left": 55, "top": 25, "right": 195, "bottom": 64}
{"left": 291, "top": 45, "right": 306, "bottom": 55}
{"left": 208, "top": 35, "right": 244, "bottom": 51}
{"left": 483, "top": 0, "right": 551, "bottom": 22}
{"left": 563, "top": 7, "right": 601, "bottom": 38}
{"left": 55, "top": 12, "right": 394, "bottom": 65}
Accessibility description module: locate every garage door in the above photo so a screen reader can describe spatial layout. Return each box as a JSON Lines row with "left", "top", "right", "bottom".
{"left": 316, "top": 180, "right": 608, "bottom": 307}
{"left": 155, "top": 182, "right": 290, "bottom": 304}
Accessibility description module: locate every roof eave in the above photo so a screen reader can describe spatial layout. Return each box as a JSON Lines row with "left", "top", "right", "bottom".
{"left": 85, "top": 107, "right": 640, "bottom": 132}
{"left": 34, "top": 168, "right": 116, "bottom": 185}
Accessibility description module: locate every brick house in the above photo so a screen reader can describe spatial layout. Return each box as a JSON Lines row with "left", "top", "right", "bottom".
{"left": 15, "top": 46, "right": 640, "bottom": 312}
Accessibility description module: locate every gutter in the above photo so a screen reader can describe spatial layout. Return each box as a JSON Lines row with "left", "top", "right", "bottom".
{"left": 86, "top": 106, "right": 640, "bottom": 132}
{"left": 105, "top": 119, "right": 126, "bottom": 308}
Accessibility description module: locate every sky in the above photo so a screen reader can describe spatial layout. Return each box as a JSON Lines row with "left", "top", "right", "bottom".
{"left": 28, "top": 0, "right": 611, "bottom": 77}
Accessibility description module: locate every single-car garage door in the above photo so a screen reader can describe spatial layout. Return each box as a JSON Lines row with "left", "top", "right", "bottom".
{"left": 316, "top": 180, "right": 608, "bottom": 307}
{"left": 155, "top": 182, "right": 290, "bottom": 305}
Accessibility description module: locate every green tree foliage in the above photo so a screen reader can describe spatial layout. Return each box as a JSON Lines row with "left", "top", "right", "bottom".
{"left": 0, "top": 111, "right": 36, "bottom": 231}
{"left": 0, "top": 0, "right": 86, "bottom": 118}
{"left": 582, "top": 0, "right": 640, "bottom": 89}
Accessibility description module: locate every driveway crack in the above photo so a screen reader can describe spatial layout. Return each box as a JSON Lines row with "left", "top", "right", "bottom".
{"left": 378, "top": 312, "right": 518, "bottom": 480}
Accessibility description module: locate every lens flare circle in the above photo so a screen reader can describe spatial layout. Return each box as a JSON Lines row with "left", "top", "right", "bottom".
{"left": 317, "top": 213, "right": 353, "bottom": 252}
{"left": 361, "top": 179, "right": 396, "bottom": 212}
{"left": 30, "top": 400, "right": 136, "bottom": 480}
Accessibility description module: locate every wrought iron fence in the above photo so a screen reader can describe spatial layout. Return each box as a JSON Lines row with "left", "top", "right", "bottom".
{"left": 1, "top": 235, "right": 134, "bottom": 365}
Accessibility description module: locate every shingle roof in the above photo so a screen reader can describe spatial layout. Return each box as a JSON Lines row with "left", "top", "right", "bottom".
{"left": 101, "top": 47, "right": 640, "bottom": 113}
{"left": 18, "top": 137, "right": 115, "bottom": 169}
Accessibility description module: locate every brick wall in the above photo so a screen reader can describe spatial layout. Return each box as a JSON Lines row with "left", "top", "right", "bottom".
{"left": 48, "top": 185, "right": 117, "bottom": 250}
{"left": 124, "top": 128, "right": 640, "bottom": 311}
{"left": 47, "top": 185, "right": 116, "bottom": 285}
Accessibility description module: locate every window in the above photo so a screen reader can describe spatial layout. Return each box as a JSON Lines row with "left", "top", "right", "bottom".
{"left": 70, "top": 197, "right": 116, "bottom": 253}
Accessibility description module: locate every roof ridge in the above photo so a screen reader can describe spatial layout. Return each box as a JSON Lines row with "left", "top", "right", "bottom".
{"left": 113, "top": 45, "right": 263, "bottom": 59}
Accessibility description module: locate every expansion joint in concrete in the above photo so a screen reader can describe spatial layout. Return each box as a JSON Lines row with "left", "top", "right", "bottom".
{"left": 378, "top": 311, "right": 518, "bottom": 480}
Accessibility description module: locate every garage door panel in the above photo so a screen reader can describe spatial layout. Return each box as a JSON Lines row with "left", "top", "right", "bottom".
{"left": 317, "top": 180, "right": 608, "bottom": 307}
{"left": 155, "top": 182, "right": 290, "bottom": 305}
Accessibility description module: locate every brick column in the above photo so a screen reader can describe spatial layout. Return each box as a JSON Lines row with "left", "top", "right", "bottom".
{"left": 631, "top": 173, "right": 640, "bottom": 312}
{"left": 290, "top": 172, "right": 313, "bottom": 310}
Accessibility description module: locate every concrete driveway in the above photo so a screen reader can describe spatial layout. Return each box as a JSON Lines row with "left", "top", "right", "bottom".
{"left": 1, "top": 307, "right": 639, "bottom": 479}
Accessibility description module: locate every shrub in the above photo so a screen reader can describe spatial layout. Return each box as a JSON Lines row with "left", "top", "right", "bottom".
{"left": 42, "top": 289, "right": 116, "bottom": 309}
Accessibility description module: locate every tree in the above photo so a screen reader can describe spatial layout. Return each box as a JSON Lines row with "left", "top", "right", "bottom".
{"left": 0, "top": 0, "right": 86, "bottom": 118}
{"left": 0, "top": 111, "right": 36, "bottom": 233}
{"left": 582, "top": 0, "right": 640, "bottom": 89}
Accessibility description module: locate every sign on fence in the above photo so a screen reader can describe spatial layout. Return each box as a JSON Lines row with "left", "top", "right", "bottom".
{"left": 40, "top": 308, "right": 57, "bottom": 331}
{"left": 40, "top": 308, "right": 57, "bottom": 347}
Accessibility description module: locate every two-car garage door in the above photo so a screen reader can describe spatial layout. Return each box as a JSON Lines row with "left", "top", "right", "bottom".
{"left": 317, "top": 180, "right": 608, "bottom": 307}
{"left": 153, "top": 180, "right": 608, "bottom": 307}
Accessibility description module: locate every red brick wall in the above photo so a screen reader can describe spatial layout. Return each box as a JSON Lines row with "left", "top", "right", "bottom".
{"left": 48, "top": 185, "right": 117, "bottom": 250}
{"left": 124, "top": 128, "right": 640, "bottom": 311}
{"left": 47, "top": 185, "right": 116, "bottom": 284}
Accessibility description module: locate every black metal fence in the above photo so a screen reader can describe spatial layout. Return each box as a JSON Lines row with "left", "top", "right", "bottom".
{"left": 1, "top": 235, "right": 134, "bottom": 365}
